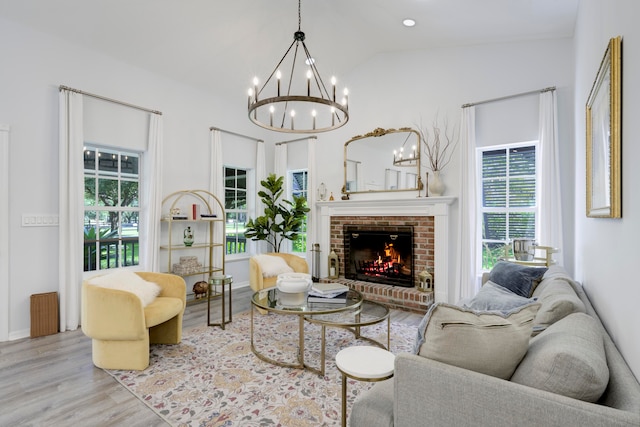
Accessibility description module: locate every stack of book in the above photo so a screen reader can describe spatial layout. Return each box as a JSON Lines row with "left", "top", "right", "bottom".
{"left": 308, "top": 282, "right": 349, "bottom": 303}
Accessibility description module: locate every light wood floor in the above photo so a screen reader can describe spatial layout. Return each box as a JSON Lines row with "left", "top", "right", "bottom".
{"left": 0, "top": 286, "right": 424, "bottom": 426}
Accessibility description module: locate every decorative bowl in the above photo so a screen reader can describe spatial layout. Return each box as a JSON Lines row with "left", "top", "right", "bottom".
{"left": 276, "top": 272, "right": 312, "bottom": 307}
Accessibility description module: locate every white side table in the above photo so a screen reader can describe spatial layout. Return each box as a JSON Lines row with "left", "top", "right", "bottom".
{"left": 335, "top": 346, "right": 395, "bottom": 427}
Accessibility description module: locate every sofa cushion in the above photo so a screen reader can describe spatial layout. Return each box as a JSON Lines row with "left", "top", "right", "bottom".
{"left": 531, "top": 277, "right": 586, "bottom": 333}
{"left": 414, "top": 302, "right": 540, "bottom": 379}
{"left": 511, "top": 312, "right": 609, "bottom": 402}
{"left": 88, "top": 270, "right": 161, "bottom": 307}
{"left": 252, "top": 254, "right": 294, "bottom": 278}
{"left": 463, "top": 281, "right": 537, "bottom": 313}
{"left": 489, "top": 261, "right": 547, "bottom": 297}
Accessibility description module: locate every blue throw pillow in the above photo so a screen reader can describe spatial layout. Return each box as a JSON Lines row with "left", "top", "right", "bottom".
{"left": 488, "top": 261, "right": 547, "bottom": 297}
{"left": 463, "top": 281, "right": 536, "bottom": 313}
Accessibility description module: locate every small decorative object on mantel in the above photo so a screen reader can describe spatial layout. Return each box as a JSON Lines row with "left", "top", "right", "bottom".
{"left": 317, "top": 182, "right": 328, "bottom": 201}
{"left": 418, "top": 115, "right": 458, "bottom": 197}
{"left": 329, "top": 192, "right": 335, "bottom": 201}
{"left": 417, "top": 270, "right": 433, "bottom": 292}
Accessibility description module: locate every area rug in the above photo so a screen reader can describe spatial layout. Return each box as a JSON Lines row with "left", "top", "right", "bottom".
{"left": 107, "top": 311, "right": 417, "bottom": 426}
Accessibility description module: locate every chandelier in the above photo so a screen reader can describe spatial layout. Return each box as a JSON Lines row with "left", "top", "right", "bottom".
{"left": 247, "top": 0, "right": 349, "bottom": 133}
{"left": 392, "top": 132, "right": 419, "bottom": 166}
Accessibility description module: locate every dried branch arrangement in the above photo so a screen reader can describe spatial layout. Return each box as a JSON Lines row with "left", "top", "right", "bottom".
{"left": 418, "top": 116, "right": 458, "bottom": 172}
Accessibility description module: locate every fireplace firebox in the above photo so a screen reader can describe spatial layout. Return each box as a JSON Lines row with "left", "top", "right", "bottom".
{"left": 344, "top": 225, "right": 414, "bottom": 287}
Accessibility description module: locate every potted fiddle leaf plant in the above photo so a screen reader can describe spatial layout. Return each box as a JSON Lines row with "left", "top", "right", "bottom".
{"left": 244, "top": 173, "right": 310, "bottom": 253}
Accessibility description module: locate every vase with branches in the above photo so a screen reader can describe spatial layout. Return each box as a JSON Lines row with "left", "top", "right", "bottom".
{"left": 418, "top": 116, "right": 458, "bottom": 195}
{"left": 244, "top": 173, "right": 310, "bottom": 253}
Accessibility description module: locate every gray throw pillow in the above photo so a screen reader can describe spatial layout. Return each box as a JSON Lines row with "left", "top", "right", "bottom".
{"left": 531, "top": 278, "right": 586, "bottom": 333}
{"left": 414, "top": 302, "right": 540, "bottom": 379}
{"left": 511, "top": 313, "right": 609, "bottom": 402}
{"left": 464, "top": 281, "right": 537, "bottom": 313}
{"left": 489, "top": 261, "right": 547, "bottom": 297}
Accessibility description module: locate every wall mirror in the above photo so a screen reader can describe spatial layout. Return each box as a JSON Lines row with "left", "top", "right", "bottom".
{"left": 342, "top": 127, "right": 422, "bottom": 194}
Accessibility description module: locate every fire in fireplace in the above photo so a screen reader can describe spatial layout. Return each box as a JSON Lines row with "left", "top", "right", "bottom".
{"left": 343, "top": 225, "right": 414, "bottom": 287}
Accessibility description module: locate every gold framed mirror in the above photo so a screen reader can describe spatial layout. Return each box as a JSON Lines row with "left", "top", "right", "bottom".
{"left": 342, "top": 127, "right": 422, "bottom": 194}
{"left": 586, "top": 36, "right": 621, "bottom": 218}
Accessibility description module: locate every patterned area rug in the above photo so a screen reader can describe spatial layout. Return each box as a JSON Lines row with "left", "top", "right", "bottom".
{"left": 107, "top": 310, "right": 417, "bottom": 426}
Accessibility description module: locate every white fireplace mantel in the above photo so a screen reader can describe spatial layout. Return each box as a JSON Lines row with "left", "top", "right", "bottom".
{"left": 315, "top": 196, "right": 456, "bottom": 304}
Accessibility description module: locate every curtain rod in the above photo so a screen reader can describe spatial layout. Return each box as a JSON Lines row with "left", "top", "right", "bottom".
{"left": 462, "top": 86, "right": 556, "bottom": 108}
{"left": 59, "top": 85, "right": 162, "bottom": 115}
{"left": 275, "top": 135, "right": 318, "bottom": 146}
{"left": 209, "top": 127, "right": 263, "bottom": 143}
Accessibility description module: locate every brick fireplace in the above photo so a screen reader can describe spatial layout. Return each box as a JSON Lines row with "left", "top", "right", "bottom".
{"left": 315, "top": 197, "right": 456, "bottom": 312}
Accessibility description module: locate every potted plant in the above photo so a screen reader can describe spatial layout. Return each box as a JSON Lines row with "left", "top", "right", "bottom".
{"left": 418, "top": 116, "right": 458, "bottom": 196}
{"left": 244, "top": 173, "right": 310, "bottom": 253}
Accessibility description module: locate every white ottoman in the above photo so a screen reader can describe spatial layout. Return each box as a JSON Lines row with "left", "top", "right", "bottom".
{"left": 335, "top": 346, "right": 395, "bottom": 427}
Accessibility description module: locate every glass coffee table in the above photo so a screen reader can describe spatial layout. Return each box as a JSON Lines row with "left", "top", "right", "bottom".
{"left": 251, "top": 288, "right": 390, "bottom": 376}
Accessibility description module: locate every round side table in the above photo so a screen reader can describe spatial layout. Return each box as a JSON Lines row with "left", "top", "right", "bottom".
{"left": 335, "top": 346, "right": 395, "bottom": 427}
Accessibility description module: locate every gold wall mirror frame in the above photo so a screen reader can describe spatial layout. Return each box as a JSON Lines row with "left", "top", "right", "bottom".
{"left": 342, "top": 127, "right": 423, "bottom": 194}
{"left": 586, "top": 35, "right": 622, "bottom": 218}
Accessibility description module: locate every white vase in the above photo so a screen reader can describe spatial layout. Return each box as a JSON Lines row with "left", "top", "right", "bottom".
{"left": 428, "top": 170, "right": 445, "bottom": 196}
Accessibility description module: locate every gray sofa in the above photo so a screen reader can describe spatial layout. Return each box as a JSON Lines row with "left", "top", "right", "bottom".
{"left": 350, "top": 266, "right": 640, "bottom": 427}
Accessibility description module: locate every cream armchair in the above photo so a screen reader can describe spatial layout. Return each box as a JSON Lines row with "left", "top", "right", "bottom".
{"left": 249, "top": 252, "right": 309, "bottom": 292}
{"left": 81, "top": 272, "right": 186, "bottom": 370}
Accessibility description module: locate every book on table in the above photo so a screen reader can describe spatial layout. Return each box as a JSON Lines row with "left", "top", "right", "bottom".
{"left": 311, "top": 282, "right": 349, "bottom": 295}
{"left": 308, "top": 291, "right": 348, "bottom": 303}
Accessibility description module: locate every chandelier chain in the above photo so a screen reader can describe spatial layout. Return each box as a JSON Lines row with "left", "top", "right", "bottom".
{"left": 298, "top": 0, "right": 301, "bottom": 31}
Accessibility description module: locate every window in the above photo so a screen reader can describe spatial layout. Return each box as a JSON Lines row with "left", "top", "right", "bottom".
{"left": 224, "top": 167, "right": 248, "bottom": 255}
{"left": 290, "top": 169, "right": 308, "bottom": 254}
{"left": 480, "top": 143, "right": 538, "bottom": 270}
{"left": 84, "top": 146, "right": 140, "bottom": 271}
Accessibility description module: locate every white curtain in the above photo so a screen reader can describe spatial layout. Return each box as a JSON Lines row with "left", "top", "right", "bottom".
{"left": 210, "top": 129, "right": 223, "bottom": 199}
{"left": 274, "top": 143, "right": 288, "bottom": 184}
{"left": 455, "top": 105, "right": 479, "bottom": 303}
{"left": 256, "top": 140, "right": 266, "bottom": 213}
{"left": 254, "top": 140, "right": 267, "bottom": 253}
{"left": 58, "top": 89, "right": 84, "bottom": 331}
{"left": 538, "top": 90, "right": 564, "bottom": 266}
{"left": 306, "top": 137, "right": 317, "bottom": 261}
{"left": 140, "top": 113, "right": 163, "bottom": 271}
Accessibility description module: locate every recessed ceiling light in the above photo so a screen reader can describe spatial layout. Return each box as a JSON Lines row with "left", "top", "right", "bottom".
{"left": 305, "top": 57, "right": 315, "bottom": 65}
{"left": 403, "top": 18, "right": 416, "bottom": 27}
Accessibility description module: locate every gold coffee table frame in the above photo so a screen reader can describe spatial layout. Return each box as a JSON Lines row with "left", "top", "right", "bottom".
{"left": 251, "top": 288, "right": 390, "bottom": 376}
{"left": 306, "top": 299, "right": 390, "bottom": 376}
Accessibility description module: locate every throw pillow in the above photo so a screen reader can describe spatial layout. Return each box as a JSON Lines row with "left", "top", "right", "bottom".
{"left": 88, "top": 270, "right": 161, "bottom": 307}
{"left": 253, "top": 254, "right": 294, "bottom": 278}
{"left": 511, "top": 313, "right": 609, "bottom": 402}
{"left": 489, "top": 261, "right": 547, "bottom": 297}
{"left": 414, "top": 301, "right": 540, "bottom": 379}
{"left": 531, "top": 277, "right": 586, "bottom": 333}
{"left": 463, "top": 280, "right": 537, "bottom": 313}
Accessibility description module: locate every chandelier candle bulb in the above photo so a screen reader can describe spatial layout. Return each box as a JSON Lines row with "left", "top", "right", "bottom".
{"left": 307, "top": 70, "right": 312, "bottom": 96}
{"left": 269, "top": 105, "right": 274, "bottom": 127}
{"left": 312, "top": 109, "right": 317, "bottom": 130}
{"left": 253, "top": 77, "right": 259, "bottom": 102}
{"left": 291, "top": 110, "right": 295, "bottom": 130}
{"left": 276, "top": 70, "right": 281, "bottom": 96}
{"left": 331, "top": 76, "right": 337, "bottom": 101}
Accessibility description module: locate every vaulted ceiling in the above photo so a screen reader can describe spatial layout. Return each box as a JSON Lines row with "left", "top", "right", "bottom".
{"left": 1, "top": 0, "right": 579, "bottom": 99}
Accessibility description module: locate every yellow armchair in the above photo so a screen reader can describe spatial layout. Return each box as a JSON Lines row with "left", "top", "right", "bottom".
{"left": 249, "top": 252, "right": 309, "bottom": 292}
{"left": 81, "top": 272, "right": 186, "bottom": 370}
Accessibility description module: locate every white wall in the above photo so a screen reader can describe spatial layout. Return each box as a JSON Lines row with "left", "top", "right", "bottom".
{"left": 0, "top": 17, "right": 260, "bottom": 338}
{"left": 311, "top": 38, "right": 575, "bottom": 301}
{"left": 0, "top": 16, "right": 579, "bottom": 343}
{"left": 573, "top": 0, "right": 640, "bottom": 379}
